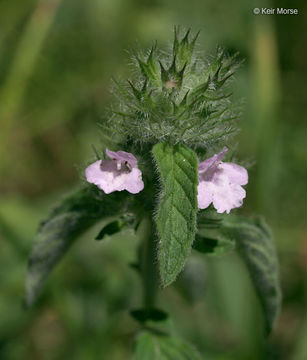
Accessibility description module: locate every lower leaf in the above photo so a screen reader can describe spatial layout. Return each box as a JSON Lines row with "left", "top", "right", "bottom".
{"left": 223, "top": 215, "right": 282, "bottom": 334}
{"left": 25, "top": 186, "right": 131, "bottom": 306}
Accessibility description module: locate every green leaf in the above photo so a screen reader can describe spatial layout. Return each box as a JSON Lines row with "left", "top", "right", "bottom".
{"left": 193, "top": 232, "right": 235, "bottom": 255}
{"left": 193, "top": 210, "right": 235, "bottom": 255}
{"left": 152, "top": 143, "right": 198, "bottom": 287}
{"left": 25, "top": 186, "right": 130, "bottom": 306}
{"left": 95, "top": 219, "right": 126, "bottom": 240}
{"left": 223, "top": 215, "right": 282, "bottom": 334}
{"left": 134, "top": 332, "right": 201, "bottom": 360}
{"left": 134, "top": 332, "right": 157, "bottom": 360}
{"left": 195, "top": 210, "right": 281, "bottom": 334}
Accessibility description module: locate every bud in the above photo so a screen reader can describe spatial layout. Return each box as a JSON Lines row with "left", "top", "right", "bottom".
{"left": 136, "top": 44, "right": 161, "bottom": 86}
{"left": 160, "top": 55, "right": 186, "bottom": 90}
{"left": 173, "top": 27, "right": 199, "bottom": 69}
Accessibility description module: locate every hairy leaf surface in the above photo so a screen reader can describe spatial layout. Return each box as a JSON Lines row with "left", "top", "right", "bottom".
{"left": 223, "top": 215, "right": 282, "bottom": 334}
{"left": 153, "top": 143, "right": 198, "bottom": 287}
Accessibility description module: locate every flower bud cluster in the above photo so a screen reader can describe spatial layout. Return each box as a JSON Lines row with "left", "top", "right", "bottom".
{"left": 110, "top": 27, "right": 242, "bottom": 149}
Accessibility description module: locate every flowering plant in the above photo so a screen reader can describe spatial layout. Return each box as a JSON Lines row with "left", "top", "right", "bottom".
{"left": 25, "top": 28, "right": 281, "bottom": 357}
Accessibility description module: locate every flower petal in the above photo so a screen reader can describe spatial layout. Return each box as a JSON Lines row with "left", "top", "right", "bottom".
{"left": 212, "top": 182, "right": 246, "bottom": 214}
{"left": 122, "top": 168, "right": 144, "bottom": 194}
{"left": 85, "top": 150, "right": 144, "bottom": 194}
{"left": 198, "top": 147, "right": 228, "bottom": 174}
{"left": 85, "top": 160, "right": 119, "bottom": 194}
{"left": 197, "top": 181, "right": 214, "bottom": 209}
{"left": 197, "top": 148, "right": 248, "bottom": 213}
{"left": 219, "top": 162, "right": 248, "bottom": 185}
{"left": 106, "top": 149, "right": 138, "bottom": 168}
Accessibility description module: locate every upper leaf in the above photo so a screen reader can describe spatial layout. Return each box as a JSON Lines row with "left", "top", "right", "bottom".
{"left": 222, "top": 215, "right": 282, "bottom": 334}
{"left": 153, "top": 143, "right": 198, "bottom": 287}
{"left": 25, "top": 186, "right": 131, "bottom": 306}
{"left": 134, "top": 331, "right": 201, "bottom": 360}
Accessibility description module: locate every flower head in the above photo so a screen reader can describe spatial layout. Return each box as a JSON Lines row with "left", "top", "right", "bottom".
{"left": 111, "top": 30, "right": 240, "bottom": 148}
{"left": 85, "top": 149, "right": 144, "bottom": 194}
{"left": 197, "top": 147, "right": 248, "bottom": 214}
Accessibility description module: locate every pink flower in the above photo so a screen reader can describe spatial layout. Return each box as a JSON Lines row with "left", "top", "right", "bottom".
{"left": 85, "top": 149, "right": 144, "bottom": 194}
{"left": 197, "top": 147, "right": 248, "bottom": 214}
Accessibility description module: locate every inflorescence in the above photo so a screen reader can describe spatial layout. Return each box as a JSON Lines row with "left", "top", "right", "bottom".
{"left": 109, "top": 27, "right": 242, "bottom": 149}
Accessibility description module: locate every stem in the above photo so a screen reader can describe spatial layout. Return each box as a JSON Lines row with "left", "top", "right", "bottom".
{"left": 140, "top": 216, "right": 157, "bottom": 311}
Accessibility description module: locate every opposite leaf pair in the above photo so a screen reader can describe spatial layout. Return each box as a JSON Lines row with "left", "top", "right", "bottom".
{"left": 85, "top": 146, "right": 248, "bottom": 214}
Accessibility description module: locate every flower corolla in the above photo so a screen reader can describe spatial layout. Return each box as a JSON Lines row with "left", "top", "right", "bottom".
{"left": 85, "top": 149, "right": 144, "bottom": 194}
{"left": 197, "top": 147, "right": 248, "bottom": 214}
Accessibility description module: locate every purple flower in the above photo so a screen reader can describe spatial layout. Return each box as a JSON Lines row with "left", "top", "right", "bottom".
{"left": 85, "top": 149, "right": 144, "bottom": 194}
{"left": 197, "top": 147, "right": 248, "bottom": 214}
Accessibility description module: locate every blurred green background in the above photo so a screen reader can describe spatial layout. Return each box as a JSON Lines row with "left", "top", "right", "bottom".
{"left": 1, "top": 0, "right": 306, "bottom": 359}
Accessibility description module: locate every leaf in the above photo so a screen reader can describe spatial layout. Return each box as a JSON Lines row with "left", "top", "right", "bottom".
{"left": 152, "top": 143, "right": 198, "bottom": 287}
{"left": 95, "top": 219, "right": 126, "bottom": 240}
{"left": 193, "top": 232, "right": 235, "bottom": 255}
{"left": 194, "top": 211, "right": 235, "bottom": 255}
{"left": 197, "top": 207, "right": 223, "bottom": 228}
{"left": 25, "top": 186, "right": 131, "bottom": 306}
{"left": 195, "top": 210, "right": 281, "bottom": 334}
{"left": 222, "top": 215, "right": 282, "bottom": 334}
{"left": 134, "top": 331, "right": 201, "bottom": 360}
{"left": 134, "top": 332, "right": 157, "bottom": 360}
